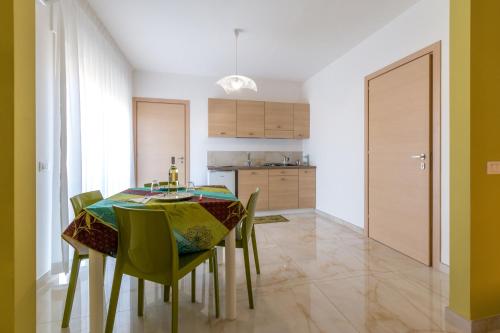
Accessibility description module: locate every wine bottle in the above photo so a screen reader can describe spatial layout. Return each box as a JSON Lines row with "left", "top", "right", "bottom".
{"left": 169, "top": 156, "right": 179, "bottom": 187}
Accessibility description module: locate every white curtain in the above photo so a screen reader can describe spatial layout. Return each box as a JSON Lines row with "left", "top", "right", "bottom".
{"left": 51, "top": 0, "right": 133, "bottom": 273}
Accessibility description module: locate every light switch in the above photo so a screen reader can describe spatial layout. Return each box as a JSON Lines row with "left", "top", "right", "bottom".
{"left": 487, "top": 161, "right": 500, "bottom": 175}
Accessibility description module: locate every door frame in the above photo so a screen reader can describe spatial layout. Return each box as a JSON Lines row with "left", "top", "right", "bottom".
{"left": 132, "top": 97, "right": 190, "bottom": 186}
{"left": 364, "top": 41, "right": 441, "bottom": 266}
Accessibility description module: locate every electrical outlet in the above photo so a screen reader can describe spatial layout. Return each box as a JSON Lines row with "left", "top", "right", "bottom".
{"left": 487, "top": 161, "right": 500, "bottom": 175}
{"left": 38, "top": 161, "right": 48, "bottom": 172}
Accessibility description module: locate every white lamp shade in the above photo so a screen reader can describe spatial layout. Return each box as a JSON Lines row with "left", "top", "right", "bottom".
{"left": 216, "top": 75, "right": 258, "bottom": 94}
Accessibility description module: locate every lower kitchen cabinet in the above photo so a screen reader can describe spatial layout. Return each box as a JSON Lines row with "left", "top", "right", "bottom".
{"left": 299, "top": 169, "right": 316, "bottom": 208}
{"left": 268, "top": 175, "right": 299, "bottom": 210}
{"left": 237, "top": 169, "right": 269, "bottom": 210}
{"left": 237, "top": 168, "right": 315, "bottom": 211}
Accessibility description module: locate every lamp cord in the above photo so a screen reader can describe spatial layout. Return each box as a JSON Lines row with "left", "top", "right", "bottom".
{"left": 234, "top": 29, "right": 239, "bottom": 75}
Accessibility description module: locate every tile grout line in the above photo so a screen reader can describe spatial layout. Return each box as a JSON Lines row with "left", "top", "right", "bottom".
{"left": 311, "top": 280, "right": 362, "bottom": 333}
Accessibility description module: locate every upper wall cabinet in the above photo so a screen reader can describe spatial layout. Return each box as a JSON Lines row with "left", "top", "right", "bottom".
{"left": 265, "top": 102, "right": 294, "bottom": 139}
{"left": 208, "top": 99, "right": 237, "bottom": 137}
{"left": 236, "top": 100, "right": 265, "bottom": 138}
{"left": 208, "top": 99, "right": 309, "bottom": 139}
{"left": 293, "top": 103, "right": 310, "bottom": 139}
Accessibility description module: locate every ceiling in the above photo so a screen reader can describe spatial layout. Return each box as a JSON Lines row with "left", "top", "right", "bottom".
{"left": 88, "top": 0, "right": 420, "bottom": 82}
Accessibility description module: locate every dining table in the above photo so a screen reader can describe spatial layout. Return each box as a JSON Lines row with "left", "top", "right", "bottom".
{"left": 62, "top": 185, "right": 246, "bottom": 333}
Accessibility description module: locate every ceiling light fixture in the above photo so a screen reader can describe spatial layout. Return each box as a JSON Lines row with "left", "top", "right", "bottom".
{"left": 216, "top": 29, "right": 257, "bottom": 94}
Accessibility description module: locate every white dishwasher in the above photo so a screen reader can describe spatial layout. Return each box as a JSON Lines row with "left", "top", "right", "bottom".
{"left": 207, "top": 170, "right": 236, "bottom": 195}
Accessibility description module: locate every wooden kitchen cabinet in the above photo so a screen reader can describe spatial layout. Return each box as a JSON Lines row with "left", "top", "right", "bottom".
{"left": 208, "top": 99, "right": 310, "bottom": 139}
{"left": 236, "top": 100, "right": 265, "bottom": 138}
{"left": 293, "top": 103, "right": 310, "bottom": 139}
{"left": 208, "top": 99, "right": 236, "bottom": 137}
{"left": 299, "top": 168, "right": 316, "bottom": 208}
{"left": 238, "top": 169, "right": 269, "bottom": 210}
{"left": 268, "top": 168, "right": 299, "bottom": 177}
{"left": 264, "top": 130, "right": 294, "bottom": 139}
{"left": 237, "top": 167, "right": 315, "bottom": 211}
{"left": 268, "top": 172, "right": 298, "bottom": 210}
{"left": 265, "top": 102, "right": 294, "bottom": 138}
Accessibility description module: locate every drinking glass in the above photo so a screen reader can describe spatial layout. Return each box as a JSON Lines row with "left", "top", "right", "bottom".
{"left": 186, "top": 181, "right": 196, "bottom": 193}
{"left": 151, "top": 179, "right": 160, "bottom": 193}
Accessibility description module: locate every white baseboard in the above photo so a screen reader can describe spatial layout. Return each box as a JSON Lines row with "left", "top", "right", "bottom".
{"left": 314, "top": 209, "right": 364, "bottom": 234}
{"left": 36, "top": 270, "right": 55, "bottom": 290}
{"left": 437, "top": 262, "right": 450, "bottom": 274}
{"left": 255, "top": 208, "right": 316, "bottom": 217}
{"left": 315, "top": 209, "right": 450, "bottom": 273}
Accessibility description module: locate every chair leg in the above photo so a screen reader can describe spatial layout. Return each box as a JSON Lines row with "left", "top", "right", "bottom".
{"left": 105, "top": 264, "right": 123, "bottom": 333}
{"left": 138, "top": 278, "right": 144, "bottom": 317}
{"left": 243, "top": 243, "right": 254, "bottom": 309}
{"left": 212, "top": 248, "right": 220, "bottom": 318}
{"left": 164, "top": 285, "right": 170, "bottom": 303}
{"left": 171, "top": 281, "right": 179, "bottom": 333}
{"left": 209, "top": 256, "right": 214, "bottom": 273}
{"left": 191, "top": 269, "right": 196, "bottom": 303}
{"left": 103, "top": 256, "right": 107, "bottom": 277}
{"left": 61, "top": 251, "right": 82, "bottom": 328}
{"left": 251, "top": 227, "right": 261, "bottom": 275}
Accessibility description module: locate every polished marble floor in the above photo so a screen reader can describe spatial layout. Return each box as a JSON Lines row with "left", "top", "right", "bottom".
{"left": 37, "top": 212, "right": 463, "bottom": 332}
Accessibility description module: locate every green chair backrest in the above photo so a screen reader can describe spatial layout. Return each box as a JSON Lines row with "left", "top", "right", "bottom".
{"left": 143, "top": 181, "right": 170, "bottom": 188}
{"left": 241, "top": 188, "right": 260, "bottom": 242}
{"left": 113, "top": 206, "right": 179, "bottom": 285}
{"left": 70, "top": 190, "right": 104, "bottom": 216}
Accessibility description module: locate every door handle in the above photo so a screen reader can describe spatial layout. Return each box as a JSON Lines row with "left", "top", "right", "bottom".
{"left": 410, "top": 153, "right": 426, "bottom": 160}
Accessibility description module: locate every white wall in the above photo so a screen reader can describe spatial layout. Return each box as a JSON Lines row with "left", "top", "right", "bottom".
{"left": 303, "top": 0, "right": 450, "bottom": 264}
{"left": 133, "top": 71, "right": 306, "bottom": 185}
{"left": 36, "top": 2, "right": 55, "bottom": 279}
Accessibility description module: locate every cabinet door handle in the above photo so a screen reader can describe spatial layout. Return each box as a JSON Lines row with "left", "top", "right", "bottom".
{"left": 251, "top": 172, "right": 257, "bottom": 175}
{"left": 220, "top": 131, "right": 226, "bottom": 135}
{"left": 249, "top": 132, "right": 254, "bottom": 136}
{"left": 277, "top": 125, "right": 281, "bottom": 129}
{"left": 281, "top": 177, "right": 286, "bottom": 181}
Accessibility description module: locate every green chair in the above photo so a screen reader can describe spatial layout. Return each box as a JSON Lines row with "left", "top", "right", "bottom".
{"left": 216, "top": 188, "right": 260, "bottom": 309}
{"left": 62, "top": 190, "right": 104, "bottom": 328}
{"left": 105, "top": 206, "right": 220, "bottom": 333}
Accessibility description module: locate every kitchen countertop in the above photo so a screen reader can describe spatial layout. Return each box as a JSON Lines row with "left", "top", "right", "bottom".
{"left": 208, "top": 165, "right": 316, "bottom": 171}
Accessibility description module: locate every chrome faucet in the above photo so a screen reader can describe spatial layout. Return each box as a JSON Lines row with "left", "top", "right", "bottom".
{"left": 246, "top": 152, "right": 252, "bottom": 167}
{"left": 281, "top": 154, "right": 290, "bottom": 165}
{"left": 303, "top": 154, "right": 310, "bottom": 166}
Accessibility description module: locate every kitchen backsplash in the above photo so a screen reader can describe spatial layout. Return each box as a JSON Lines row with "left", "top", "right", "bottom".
{"left": 207, "top": 151, "right": 303, "bottom": 167}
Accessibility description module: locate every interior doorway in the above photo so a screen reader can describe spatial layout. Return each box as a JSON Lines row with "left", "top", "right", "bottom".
{"left": 365, "top": 42, "right": 441, "bottom": 266}
{"left": 133, "top": 98, "right": 190, "bottom": 187}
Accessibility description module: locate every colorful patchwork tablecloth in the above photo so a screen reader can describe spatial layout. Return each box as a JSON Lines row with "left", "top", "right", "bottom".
{"left": 62, "top": 186, "right": 246, "bottom": 256}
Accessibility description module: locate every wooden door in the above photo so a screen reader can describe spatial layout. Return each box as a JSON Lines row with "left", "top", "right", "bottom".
{"left": 236, "top": 100, "right": 265, "bottom": 138}
{"left": 208, "top": 98, "right": 236, "bottom": 137}
{"left": 265, "top": 102, "right": 294, "bottom": 138}
{"left": 293, "top": 103, "right": 310, "bottom": 139}
{"left": 237, "top": 169, "right": 269, "bottom": 210}
{"left": 135, "top": 100, "right": 189, "bottom": 187}
{"left": 368, "top": 55, "right": 431, "bottom": 265}
{"left": 299, "top": 169, "right": 316, "bottom": 208}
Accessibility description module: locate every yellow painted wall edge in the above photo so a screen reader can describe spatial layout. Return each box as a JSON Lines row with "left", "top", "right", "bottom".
{"left": 449, "top": 0, "right": 471, "bottom": 319}
{"left": 469, "top": 0, "right": 500, "bottom": 320}
{"left": 450, "top": 0, "right": 500, "bottom": 321}
{"left": 0, "top": 0, "right": 16, "bottom": 328}
{"left": 0, "top": 0, "right": 36, "bottom": 332}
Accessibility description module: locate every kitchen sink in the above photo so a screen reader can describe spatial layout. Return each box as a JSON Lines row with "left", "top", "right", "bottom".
{"left": 262, "top": 163, "right": 297, "bottom": 167}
